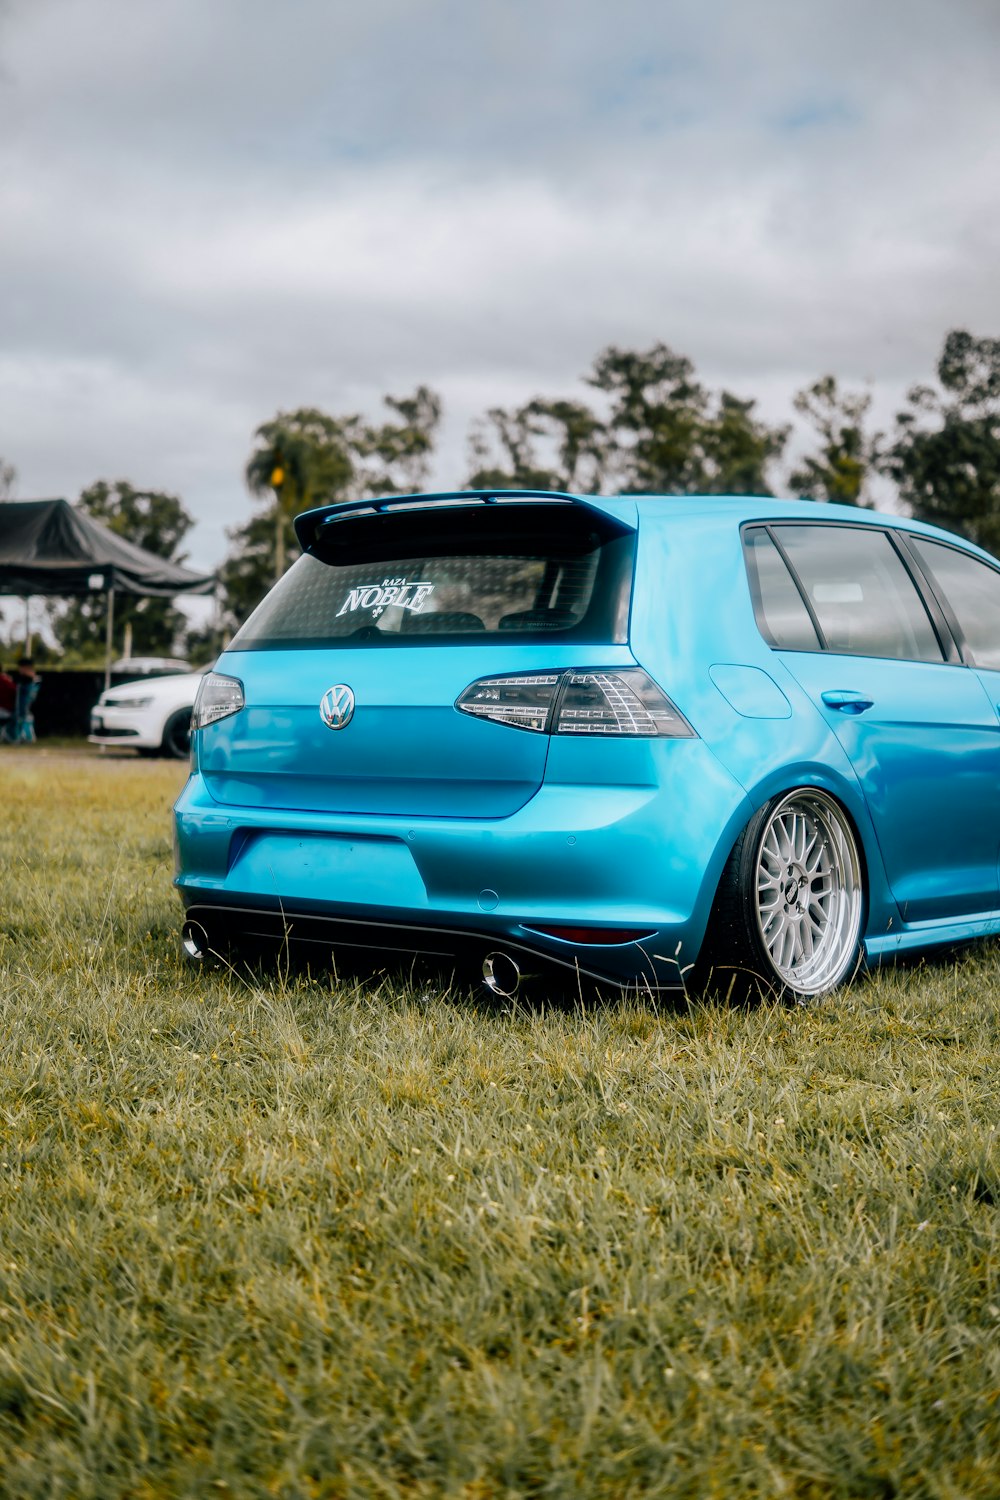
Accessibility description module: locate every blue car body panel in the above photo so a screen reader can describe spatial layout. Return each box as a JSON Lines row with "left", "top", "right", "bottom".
{"left": 778, "top": 651, "right": 1000, "bottom": 920}
{"left": 174, "top": 491, "right": 1000, "bottom": 990}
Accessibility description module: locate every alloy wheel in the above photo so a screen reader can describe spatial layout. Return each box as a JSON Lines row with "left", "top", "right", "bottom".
{"left": 753, "top": 790, "right": 863, "bottom": 996}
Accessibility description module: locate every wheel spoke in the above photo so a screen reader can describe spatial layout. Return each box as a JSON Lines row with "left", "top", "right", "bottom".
{"left": 804, "top": 832, "right": 824, "bottom": 872}
{"left": 794, "top": 814, "right": 808, "bottom": 864}
{"left": 773, "top": 818, "right": 792, "bottom": 865}
{"left": 782, "top": 923, "right": 798, "bottom": 972}
{"left": 808, "top": 897, "right": 828, "bottom": 924}
{"left": 763, "top": 828, "right": 784, "bottom": 871}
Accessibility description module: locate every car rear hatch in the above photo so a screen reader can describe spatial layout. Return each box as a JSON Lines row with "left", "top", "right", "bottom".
{"left": 199, "top": 492, "right": 637, "bottom": 818}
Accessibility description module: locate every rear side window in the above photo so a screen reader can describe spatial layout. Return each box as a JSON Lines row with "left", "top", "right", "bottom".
{"left": 910, "top": 538, "right": 1000, "bottom": 670}
{"left": 229, "top": 503, "right": 634, "bottom": 650}
{"left": 745, "top": 523, "right": 947, "bottom": 662}
{"left": 772, "top": 525, "right": 944, "bottom": 662}
{"left": 744, "top": 529, "right": 821, "bottom": 650}
{"left": 770, "top": 525, "right": 944, "bottom": 662}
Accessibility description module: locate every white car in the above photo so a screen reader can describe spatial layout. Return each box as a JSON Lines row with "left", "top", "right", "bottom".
{"left": 89, "top": 668, "right": 208, "bottom": 759}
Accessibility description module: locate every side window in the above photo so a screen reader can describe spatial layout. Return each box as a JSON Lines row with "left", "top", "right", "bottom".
{"left": 744, "top": 529, "right": 821, "bottom": 650}
{"left": 910, "top": 538, "right": 1000, "bottom": 670}
{"left": 773, "top": 525, "right": 944, "bottom": 663}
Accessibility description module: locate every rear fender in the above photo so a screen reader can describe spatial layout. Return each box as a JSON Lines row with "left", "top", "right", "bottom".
{"left": 710, "top": 761, "right": 897, "bottom": 949}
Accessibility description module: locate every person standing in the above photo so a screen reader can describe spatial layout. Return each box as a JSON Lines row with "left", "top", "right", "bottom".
{"left": 5, "top": 657, "right": 40, "bottom": 743}
{"left": 0, "top": 663, "right": 14, "bottom": 737}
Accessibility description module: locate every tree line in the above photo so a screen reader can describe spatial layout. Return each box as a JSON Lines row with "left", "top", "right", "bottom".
{"left": 3, "top": 327, "right": 999, "bottom": 661}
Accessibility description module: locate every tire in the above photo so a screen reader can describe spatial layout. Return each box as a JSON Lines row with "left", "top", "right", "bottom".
{"left": 695, "top": 789, "right": 865, "bottom": 1002}
{"left": 161, "top": 708, "right": 193, "bottom": 760}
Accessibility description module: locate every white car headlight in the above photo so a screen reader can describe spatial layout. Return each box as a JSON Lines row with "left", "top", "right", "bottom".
{"left": 192, "top": 672, "right": 245, "bottom": 730}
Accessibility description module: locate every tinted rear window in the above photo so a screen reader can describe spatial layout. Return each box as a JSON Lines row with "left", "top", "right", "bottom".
{"left": 229, "top": 503, "right": 634, "bottom": 650}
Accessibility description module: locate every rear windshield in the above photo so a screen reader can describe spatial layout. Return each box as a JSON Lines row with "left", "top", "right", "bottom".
{"left": 228, "top": 503, "right": 634, "bottom": 650}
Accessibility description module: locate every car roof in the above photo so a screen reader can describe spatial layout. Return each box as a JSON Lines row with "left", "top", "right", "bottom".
{"left": 620, "top": 494, "right": 919, "bottom": 528}
{"left": 621, "top": 495, "right": 1000, "bottom": 562}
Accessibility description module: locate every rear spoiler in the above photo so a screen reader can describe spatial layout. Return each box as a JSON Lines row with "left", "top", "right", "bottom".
{"left": 293, "top": 489, "right": 635, "bottom": 552}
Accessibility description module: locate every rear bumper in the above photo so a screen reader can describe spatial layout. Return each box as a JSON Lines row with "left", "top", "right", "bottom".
{"left": 179, "top": 901, "right": 678, "bottom": 992}
{"left": 173, "top": 749, "right": 751, "bottom": 989}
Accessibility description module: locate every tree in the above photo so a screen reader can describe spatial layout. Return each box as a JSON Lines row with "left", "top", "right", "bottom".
{"left": 589, "top": 343, "right": 788, "bottom": 495}
{"left": 224, "top": 389, "right": 442, "bottom": 629}
{"left": 465, "top": 344, "right": 786, "bottom": 498}
{"left": 0, "top": 457, "right": 16, "bottom": 498}
{"left": 788, "top": 375, "right": 881, "bottom": 506}
{"left": 884, "top": 330, "right": 1000, "bottom": 552}
{"left": 52, "top": 481, "right": 195, "bottom": 659}
{"left": 363, "top": 386, "right": 443, "bottom": 496}
{"left": 245, "top": 407, "right": 358, "bottom": 586}
{"left": 218, "top": 510, "right": 293, "bottom": 637}
{"left": 466, "top": 399, "right": 609, "bottom": 491}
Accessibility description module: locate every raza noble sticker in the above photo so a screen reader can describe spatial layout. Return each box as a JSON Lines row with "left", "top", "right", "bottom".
{"left": 336, "top": 578, "right": 435, "bottom": 620}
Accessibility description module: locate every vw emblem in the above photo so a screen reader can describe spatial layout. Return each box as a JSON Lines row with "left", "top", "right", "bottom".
{"left": 319, "top": 684, "right": 355, "bottom": 730}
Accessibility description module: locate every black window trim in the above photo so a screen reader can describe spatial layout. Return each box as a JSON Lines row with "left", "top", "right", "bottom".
{"left": 759, "top": 525, "right": 827, "bottom": 649}
{"left": 741, "top": 518, "right": 963, "bottom": 666}
{"left": 882, "top": 527, "right": 961, "bottom": 665}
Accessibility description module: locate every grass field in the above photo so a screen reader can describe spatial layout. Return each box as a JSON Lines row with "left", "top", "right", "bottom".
{"left": 1, "top": 750, "right": 998, "bottom": 1498}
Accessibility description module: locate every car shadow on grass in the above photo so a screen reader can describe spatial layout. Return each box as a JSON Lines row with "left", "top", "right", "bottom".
{"left": 183, "top": 923, "right": 1000, "bottom": 1023}
{"left": 198, "top": 935, "right": 695, "bottom": 1020}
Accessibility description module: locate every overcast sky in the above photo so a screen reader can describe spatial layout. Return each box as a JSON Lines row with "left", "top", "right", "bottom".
{"left": 1, "top": 0, "right": 998, "bottom": 575}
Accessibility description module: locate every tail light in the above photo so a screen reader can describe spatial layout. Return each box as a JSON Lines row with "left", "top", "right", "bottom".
{"left": 192, "top": 672, "right": 245, "bottom": 730}
{"left": 456, "top": 668, "right": 694, "bottom": 738}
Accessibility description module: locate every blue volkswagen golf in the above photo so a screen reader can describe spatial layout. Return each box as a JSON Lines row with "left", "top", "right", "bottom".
{"left": 173, "top": 489, "right": 1000, "bottom": 1002}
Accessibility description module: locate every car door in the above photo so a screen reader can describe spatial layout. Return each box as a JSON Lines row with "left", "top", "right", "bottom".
{"left": 746, "top": 523, "right": 1000, "bottom": 922}
{"left": 907, "top": 530, "right": 1000, "bottom": 806}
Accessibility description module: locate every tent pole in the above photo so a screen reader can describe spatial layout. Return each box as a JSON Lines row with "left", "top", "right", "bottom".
{"left": 104, "top": 586, "right": 115, "bottom": 691}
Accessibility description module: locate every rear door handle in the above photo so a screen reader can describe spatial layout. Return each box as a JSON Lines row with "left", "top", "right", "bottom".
{"left": 821, "top": 689, "right": 874, "bottom": 715}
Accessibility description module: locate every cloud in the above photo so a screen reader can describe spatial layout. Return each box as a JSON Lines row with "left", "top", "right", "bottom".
{"left": 1, "top": 0, "right": 998, "bottom": 571}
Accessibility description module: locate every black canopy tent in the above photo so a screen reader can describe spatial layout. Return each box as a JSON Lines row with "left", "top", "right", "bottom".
{"left": 0, "top": 499, "right": 216, "bottom": 686}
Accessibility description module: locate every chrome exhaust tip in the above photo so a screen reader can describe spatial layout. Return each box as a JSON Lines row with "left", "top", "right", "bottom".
{"left": 482, "top": 951, "right": 521, "bottom": 999}
{"left": 181, "top": 919, "right": 210, "bottom": 963}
